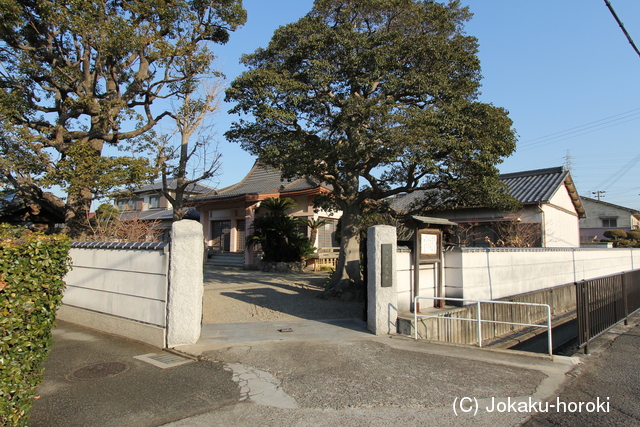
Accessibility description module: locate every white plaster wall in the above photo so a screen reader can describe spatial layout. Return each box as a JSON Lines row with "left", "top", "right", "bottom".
{"left": 396, "top": 250, "right": 437, "bottom": 313}
{"left": 64, "top": 247, "right": 169, "bottom": 327}
{"left": 550, "top": 184, "right": 577, "bottom": 212}
{"left": 444, "top": 248, "right": 640, "bottom": 301}
{"left": 542, "top": 205, "right": 580, "bottom": 247}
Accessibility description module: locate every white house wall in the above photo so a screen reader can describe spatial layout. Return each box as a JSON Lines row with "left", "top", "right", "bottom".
{"left": 550, "top": 183, "right": 577, "bottom": 212}
{"left": 542, "top": 210, "right": 579, "bottom": 247}
{"left": 580, "top": 198, "right": 639, "bottom": 241}
{"left": 538, "top": 186, "right": 580, "bottom": 247}
{"left": 580, "top": 199, "right": 633, "bottom": 229}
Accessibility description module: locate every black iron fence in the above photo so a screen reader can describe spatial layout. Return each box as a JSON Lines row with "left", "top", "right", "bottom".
{"left": 576, "top": 269, "right": 640, "bottom": 353}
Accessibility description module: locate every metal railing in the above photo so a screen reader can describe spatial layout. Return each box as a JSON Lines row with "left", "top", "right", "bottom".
{"left": 576, "top": 269, "right": 640, "bottom": 353}
{"left": 413, "top": 296, "right": 553, "bottom": 357}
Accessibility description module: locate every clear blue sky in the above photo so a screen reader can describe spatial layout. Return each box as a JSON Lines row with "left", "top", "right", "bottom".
{"left": 194, "top": 0, "right": 640, "bottom": 209}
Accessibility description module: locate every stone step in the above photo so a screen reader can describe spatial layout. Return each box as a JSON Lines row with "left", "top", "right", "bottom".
{"left": 207, "top": 252, "right": 245, "bottom": 268}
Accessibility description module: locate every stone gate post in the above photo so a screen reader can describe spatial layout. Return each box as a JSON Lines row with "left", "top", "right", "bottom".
{"left": 367, "top": 225, "right": 398, "bottom": 335}
{"left": 167, "top": 220, "right": 204, "bottom": 347}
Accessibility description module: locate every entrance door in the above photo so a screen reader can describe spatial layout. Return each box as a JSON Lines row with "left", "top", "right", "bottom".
{"left": 211, "top": 220, "right": 231, "bottom": 251}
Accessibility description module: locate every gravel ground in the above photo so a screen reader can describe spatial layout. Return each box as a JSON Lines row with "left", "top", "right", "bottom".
{"left": 202, "top": 267, "right": 365, "bottom": 324}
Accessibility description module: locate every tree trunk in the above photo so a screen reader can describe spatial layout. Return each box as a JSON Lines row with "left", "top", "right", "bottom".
{"left": 64, "top": 186, "right": 93, "bottom": 239}
{"left": 323, "top": 201, "right": 363, "bottom": 296}
{"left": 64, "top": 138, "right": 105, "bottom": 239}
{"left": 172, "top": 174, "right": 185, "bottom": 222}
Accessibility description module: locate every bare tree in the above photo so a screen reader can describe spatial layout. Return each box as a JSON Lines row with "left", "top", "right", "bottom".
{"left": 87, "top": 204, "right": 162, "bottom": 242}
{"left": 485, "top": 220, "right": 541, "bottom": 248}
{"left": 447, "top": 222, "right": 483, "bottom": 246}
{"left": 157, "top": 77, "right": 224, "bottom": 221}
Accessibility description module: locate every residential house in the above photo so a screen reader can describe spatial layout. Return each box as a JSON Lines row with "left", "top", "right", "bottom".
{"left": 191, "top": 161, "right": 340, "bottom": 268}
{"left": 392, "top": 167, "right": 585, "bottom": 247}
{"left": 579, "top": 196, "right": 640, "bottom": 243}
{"left": 0, "top": 186, "right": 65, "bottom": 233}
{"left": 115, "top": 179, "right": 214, "bottom": 241}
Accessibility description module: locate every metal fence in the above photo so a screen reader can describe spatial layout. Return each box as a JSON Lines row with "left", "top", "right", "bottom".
{"left": 414, "top": 296, "right": 553, "bottom": 357}
{"left": 576, "top": 269, "right": 640, "bottom": 353}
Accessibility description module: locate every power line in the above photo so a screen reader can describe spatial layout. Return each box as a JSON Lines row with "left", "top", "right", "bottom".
{"left": 604, "top": 0, "right": 640, "bottom": 58}
{"left": 594, "top": 152, "right": 640, "bottom": 190}
{"left": 520, "top": 108, "right": 640, "bottom": 146}
{"left": 517, "top": 108, "right": 640, "bottom": 151}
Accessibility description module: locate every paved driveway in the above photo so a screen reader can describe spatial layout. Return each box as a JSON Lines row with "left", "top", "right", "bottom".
{"left": 202, "top": 267, "right": 365, "bottom": 324}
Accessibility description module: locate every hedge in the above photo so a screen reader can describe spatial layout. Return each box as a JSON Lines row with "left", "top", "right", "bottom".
{"left": 0, "top": 225, "right": 71, "bottom": 426}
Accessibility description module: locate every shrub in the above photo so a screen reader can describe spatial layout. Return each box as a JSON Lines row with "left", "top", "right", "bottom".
{"left": 616, "top": 239, "right": 634, "bottom": 248}
{"left": 603, "top": 229, "right": 627, "bottom": 240}
{"left": 0, "top": 225, "right": 71, "bottom": 426}
{"left": 627, "top": 230, "right": 640, "bottom": 241}
{"left": 247, "top": 198, "right": 315, "bottom": 263}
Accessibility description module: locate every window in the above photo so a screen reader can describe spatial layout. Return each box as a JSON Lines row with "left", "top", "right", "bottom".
{"left": 117, "top": 199, "right": 136, "bottom": 211}
{"left": 317, "top": 219, "right": 339, "bottom": 249}
{"left": 149, "top": 196, "right": 160, "bottom": 209}
{"left": 602, "top": 218, "right": 617, "bottom": 228}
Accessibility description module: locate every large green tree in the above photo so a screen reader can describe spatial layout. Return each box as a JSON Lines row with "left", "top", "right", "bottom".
{"left": 0, "top": 0, "right": 245, "bottom": 237}
{"left": 226, "top": 0, "right": 517, "bottom": 294}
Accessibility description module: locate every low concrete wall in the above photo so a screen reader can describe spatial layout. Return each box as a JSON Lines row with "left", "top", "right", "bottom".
{"left": 401, "top": 283, "right": 576, "bottom": 345}
{"left": 368, "top": 226, "right": 640, "bottom": 341}
{"left": 60, "top": 242, "right": 169, "bottom": 347}
{"left": 444, "top": 247, "right": 640, "bottom": 301}
{"left": 58, "top": 222, "right": 204, "bottom": 348}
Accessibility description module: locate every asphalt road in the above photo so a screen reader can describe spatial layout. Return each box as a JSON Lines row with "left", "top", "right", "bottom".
{"left": 30, "top": 313, "right": 640, "bottom": 427}
{"left": 523, "top": 322, "right": 640, "bottom": 426}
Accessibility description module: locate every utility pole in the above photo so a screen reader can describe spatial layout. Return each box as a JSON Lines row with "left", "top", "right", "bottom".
{"left": 592, "top": 190, "right": 606, "bottom": 201}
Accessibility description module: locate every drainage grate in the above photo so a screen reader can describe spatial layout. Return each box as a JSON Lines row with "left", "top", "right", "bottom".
{"left": 134, "top": 352, "right": 195, "bottom": 369}
{"left": 69, "top": 362, "right": 129, "bottom": 381}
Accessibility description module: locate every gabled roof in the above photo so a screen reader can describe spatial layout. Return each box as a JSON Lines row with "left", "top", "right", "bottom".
{"left": 192, "top": 161, "right": 330, "bottom": 202}
{"left": 131, "top": 179, "right": 215, "bottom": 195}
{"left": 392, "top": 166, "right": 585, "bottom": 217}
{"left": 501, "top": 167, "right": 584, "bottom": 217}
{"left": 580, "top": 196, "right": 640, "bottom": 216}
{"left": 500, "top": 167, "right": 568, "bottom": 204}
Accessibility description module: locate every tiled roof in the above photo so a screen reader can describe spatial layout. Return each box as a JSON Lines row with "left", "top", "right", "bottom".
{"left": 391, "top": 191, "right": 431, "bottom": 214}
{"left": 120, "top": 207, "right": 200, "bottom": 222}
{"left": 133, "top": 179, "right": 215, "bottom": 195}
{"left": 500, "top": 167, "right": 568, "bottom": 204}
{"left": 192, "top": 161, "right": 329, "bottom": 201}
{"left": 391, "top": 166, "right": 583, "bottom": 215}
